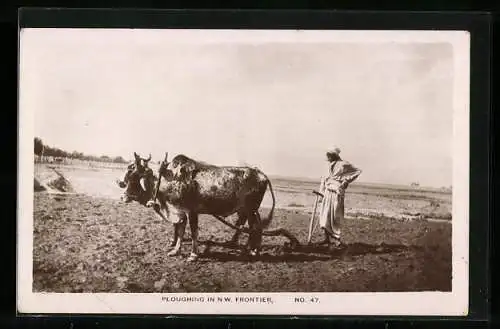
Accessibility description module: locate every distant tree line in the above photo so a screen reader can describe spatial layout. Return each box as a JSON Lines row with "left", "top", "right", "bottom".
{"left": 34, "top": 137, "right": 128, "bottom": 164}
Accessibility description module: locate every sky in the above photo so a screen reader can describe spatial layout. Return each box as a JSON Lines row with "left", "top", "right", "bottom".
{"left": 20, "top": 29, "right": 456, "bottom": 187}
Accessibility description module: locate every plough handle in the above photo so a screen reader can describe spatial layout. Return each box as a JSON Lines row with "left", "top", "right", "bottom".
{"left": 307, "top": 194, "right": 321, "bottom": 244}
{"left": 312, "top": 190, "right": 324, "bottom": 197}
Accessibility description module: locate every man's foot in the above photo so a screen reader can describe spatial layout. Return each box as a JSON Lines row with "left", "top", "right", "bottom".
{"left": 331, "top": 238, "right": 342, "bottom": 247}
{"left": 318, "top": 228, "right": 330, "bottom": 245}
{"left": 328, "top": 237, "right": 346, "bottom": 252}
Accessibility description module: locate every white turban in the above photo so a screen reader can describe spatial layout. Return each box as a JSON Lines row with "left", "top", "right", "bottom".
{"left": 327, "top": 147, "right": 341, "bottom": 155}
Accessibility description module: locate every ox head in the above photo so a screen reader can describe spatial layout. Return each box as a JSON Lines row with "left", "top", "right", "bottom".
{"left": 117, "top": 152, "right": 156, "bottom": 205}
{"left": 134, "top": 152, "right": 152, "bottom": 173}
{"left": 160, "top": 153, "right": 197, "bottom": 181}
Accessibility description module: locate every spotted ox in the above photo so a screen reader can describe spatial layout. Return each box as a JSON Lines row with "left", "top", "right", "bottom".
{"left": 145, "top": 153, "right": 276, "bottom": 262}
{"left": 117, "top": 152, "right": 248, "bottom": 249}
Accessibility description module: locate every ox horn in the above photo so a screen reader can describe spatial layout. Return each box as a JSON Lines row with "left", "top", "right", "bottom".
{"left": 164, "top": 152, "right": 168, "bottom": 162}
{"left": 144, "top": 153, "right": 151, "bottom": 162}
{"left": 134, "top": 152, "right": 140, "bottom": 159}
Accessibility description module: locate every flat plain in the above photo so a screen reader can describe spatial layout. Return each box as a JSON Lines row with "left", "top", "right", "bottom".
{"left": 32, "top": 162, "right": 452, "bottom": 293}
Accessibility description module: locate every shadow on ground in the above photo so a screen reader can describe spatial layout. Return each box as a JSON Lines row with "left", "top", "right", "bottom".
{"left": 197, "top": 240, "right": 421, "bottom": 263}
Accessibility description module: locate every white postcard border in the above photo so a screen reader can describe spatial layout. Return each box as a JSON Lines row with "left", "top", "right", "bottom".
{"left": 17, "top": 29, "right": 470, "bottom": 316}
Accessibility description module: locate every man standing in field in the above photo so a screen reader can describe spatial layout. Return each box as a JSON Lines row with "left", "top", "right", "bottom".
{"left": 318, "top": 147, "right": 362, "bottom": 248}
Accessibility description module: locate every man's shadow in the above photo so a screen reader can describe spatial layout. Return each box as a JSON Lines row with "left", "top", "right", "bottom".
{"left": 197, "top": 239, "right": 421, "bottom": 263}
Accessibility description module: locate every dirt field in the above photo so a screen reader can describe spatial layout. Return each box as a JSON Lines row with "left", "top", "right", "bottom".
{"left": 32, "top": 164, "right": 452, "bottom": 293}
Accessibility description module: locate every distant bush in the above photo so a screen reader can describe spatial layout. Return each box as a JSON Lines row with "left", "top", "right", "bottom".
{"left": 113, "top": 156, "right": 127, "bottom": 163}
{"left": 34, "top": 136, "right": 128, "bottom": 164}
{"left": 34, "top": 137, "right": 44, "bottom": 156}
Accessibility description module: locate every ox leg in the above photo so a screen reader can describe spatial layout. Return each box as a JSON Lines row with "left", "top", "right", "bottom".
{"left": 253, "top": 211, "right": 264, "bottom": 254}
{"left": 247, "top": 212, "right": 263, "bottom": 257}
{"left": 121, "top": 194, "right": 133, "bottom": 203}
{"left": 187, "top": 212, "right": 199, "bottom": 262}
{"left": 170, "top": 223, "right": 179, "bottom": 247}
{"left": 228, "top": 212, "right": 247, "bottom": 246}
{"left": 167, "top": 213, "right": 187, "bottom": 257}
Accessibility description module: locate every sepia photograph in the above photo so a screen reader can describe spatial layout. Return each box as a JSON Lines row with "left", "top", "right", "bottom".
{"left": 18, "top": 28, "right": 470, "bottom": 316}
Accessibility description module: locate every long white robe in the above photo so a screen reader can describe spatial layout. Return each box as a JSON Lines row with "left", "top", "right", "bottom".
{"left": 318, "top": 160, "right": 362, "bottom": 240}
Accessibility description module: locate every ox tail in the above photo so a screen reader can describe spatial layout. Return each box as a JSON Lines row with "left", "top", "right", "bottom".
{"left": 257, "top": 170, "right": 276, "bottom": 229}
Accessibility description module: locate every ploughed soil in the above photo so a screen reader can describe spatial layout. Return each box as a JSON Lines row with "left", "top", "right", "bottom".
{"left": 33, "top": 192, "right": 451, "bottom": 293}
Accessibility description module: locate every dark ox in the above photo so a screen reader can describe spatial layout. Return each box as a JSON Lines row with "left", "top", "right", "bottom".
{"left": 117, "top": 153, "right": 183, "bottom": 247}
{"left": 142, "top": 153, "right": 276, "bottom": 262}
{"left": 117, "top": 152, "right": 155, "bottom": 205}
